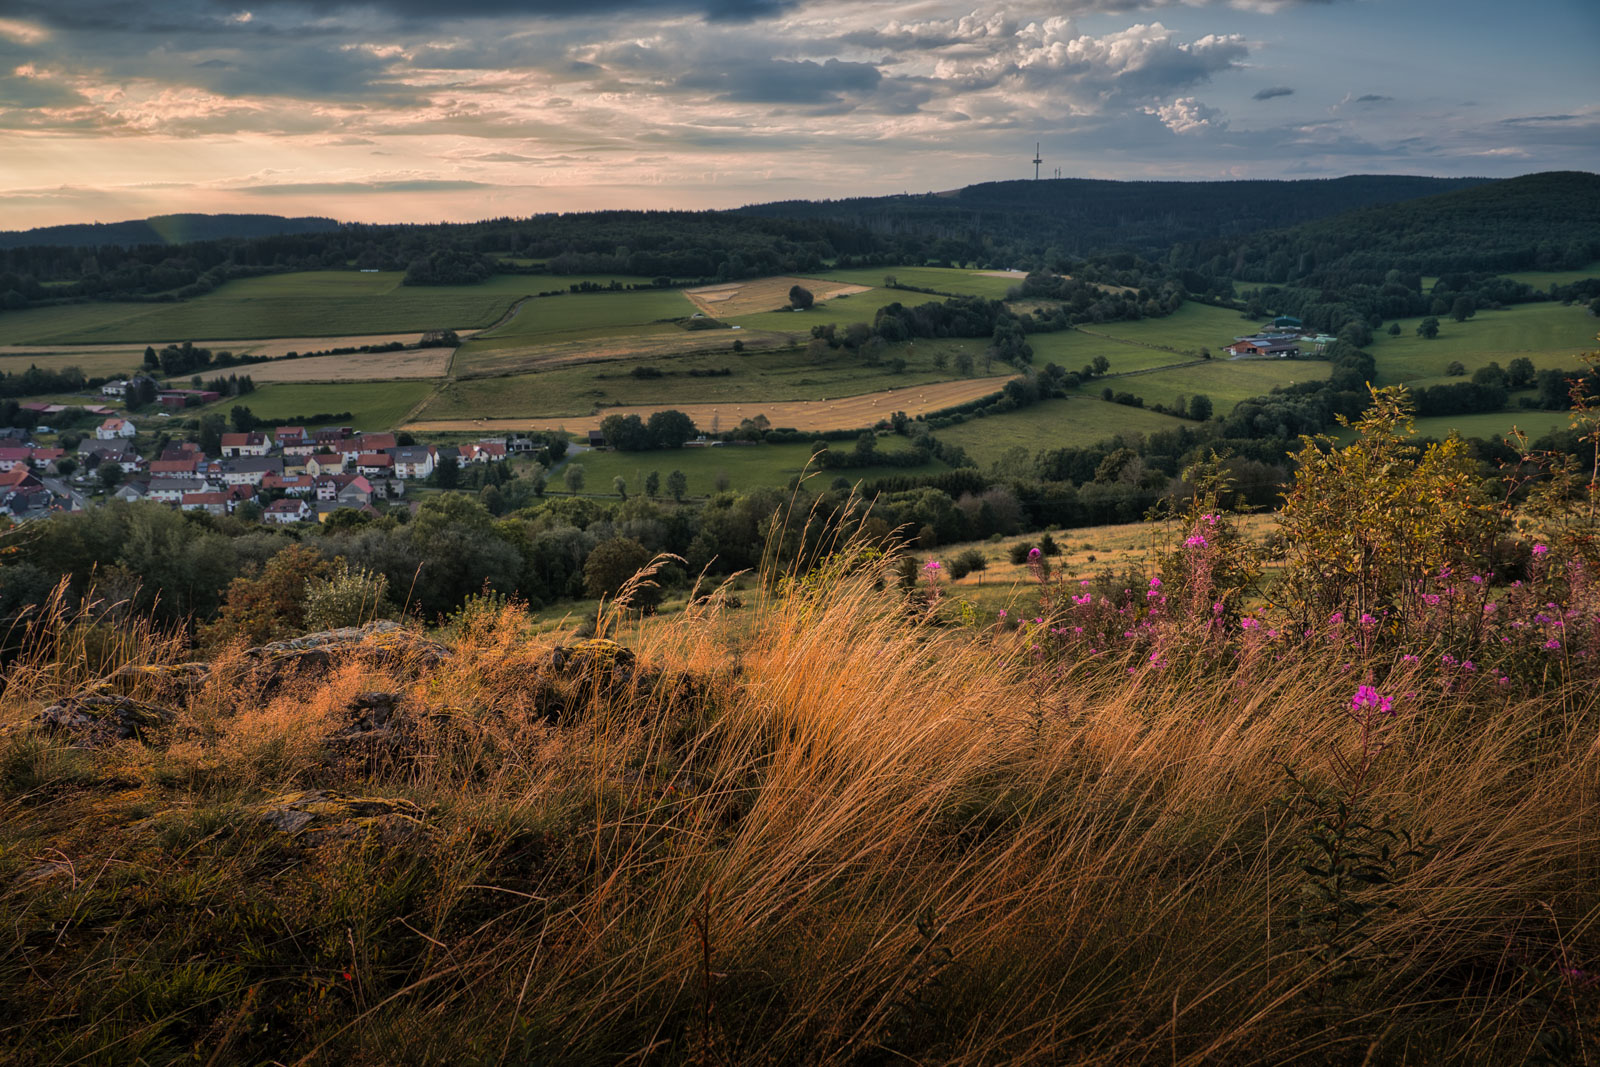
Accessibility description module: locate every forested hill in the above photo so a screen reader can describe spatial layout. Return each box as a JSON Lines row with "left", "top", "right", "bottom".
{"left": 1189, "top": 170, "right": 1600, "bottom": 284}
{"left": 0, "top": 213, "right": 340, "bottom": 251}
{"left": 735, "top": 174, "right": 1492, "bottom": 257}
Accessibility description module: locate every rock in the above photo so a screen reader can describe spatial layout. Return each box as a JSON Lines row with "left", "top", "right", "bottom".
{"left": 37, "top": 689, "right": 176, "bottom": 745}
{"left": 246, "top": 621, "right": 448, "bottom": 690}
{"left": 549, "top": 637, "right": 637, "bottom": 682}
{"left": 106, "top": 662, "right": 212, "bottom": 699}
{"left": 253, "top": 788, "right": 428, "bottom": 843}
{"left": 326, "top": 691, "right": 412, "bottom": 758}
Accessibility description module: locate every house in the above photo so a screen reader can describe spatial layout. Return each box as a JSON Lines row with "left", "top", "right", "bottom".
{"left": 5, "top": 486, "right": 56, "bottom": 519}
{"left": 459, "top": 441, "right": 509, "bottom": 464}
{"left": 218, "top": 456, "right": 283, "bottom": 487}
{"left": 355, "top": 452, "right": 394, "bottom": 478}
{"left": 273, "top": 426, "right": 308, "bottom": 449}
{"left": 390, "top": 445, "right": 436, "bottom": 480}
{"left": 180, "top": 491, "right": 229, "bottom": 516}
{"left": 0, "top": 468, "right": 43, "bottom": 494}
{"left": 150, "top": 456, "right": 202, "bottom": 475}
{"left": 262, "top": 472, "right": 317, "bottom": 497}
{"left": 263, "top": 497, "right": 313, "bottom": 524}
{"left": 587, "top": 430, "right": 607, "bottom": 447}
{"left": 305, "top": 452, "right": 348, "bottom": 477}
{"left": 316, "top": 501, "right": 381, "bottom": 522}
{"left": 354, "top": 432, "right": 398, "bottom": 452}
{"left": 220, "top": 432, "right": 270, "bottom": 458}
{"left": 149, "top": 476, "right": 214, "bottom": 504}
{"left": 113, "top": 481, "right": 150, "bottom": 503}
{"left": 0, "top": 446, "right": 31, "bottom": 472}
{"left": 0, "top": 428, "right": 29, "bottom": 444}
{"left": 100, "top": 379, "right": 130, "bottom": 398}
{"left": 96, "top": 417, "right": 137, "bottom": 440}
{"left": 337, "top": 475, "right": 375, "bottom": 507}
{"left": 28, "top": 448, "right": 65, "bottom": 473}
{"left": 506, "top": 436, "right": 540, "bottom": 454}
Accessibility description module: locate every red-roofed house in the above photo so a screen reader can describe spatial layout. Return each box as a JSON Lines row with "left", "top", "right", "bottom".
{"left": 151, "top": 456, "right": 202, "bottom": 475}
{"left": 0, "top": 468, "right": 43, "bottom": 492}
{"left": 354, "top": 432, "right": 398, "bottom": 452}
{"left": 305, "top": 453, "right": 345, "bottom": 477}
{"left": 96, "top": 417, "right": 136, "bottom": 441}
{"left": 263, "top": 497, "right": 313, "bottom": 524}
{"left": 220, "top": 431, "right": 270, "bottom": 458}
{"left": 0, "top": 447, "right": 31, "bottom": 471}
{"left": 180, "top": 491, "right": 229, "bottom": 515}
{"left": 356, "top": 452, "right": 393, "bottom": 477}
{"left": 262, "top": 472, "right": 317, "bottom": 496}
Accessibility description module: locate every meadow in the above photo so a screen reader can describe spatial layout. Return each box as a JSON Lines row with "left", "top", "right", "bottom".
{"left": 424, "top": 341, "right": 1010, "bottom": 421}
{"left": 0, "top": 271, "right": 672, "bottom": 346}
{"left": 933, "top": 396, "right": 1192, "bottom": 466}
{"left": 1109, "top": 357, "right": 1326, "bottom": 411}
{"left": 1496, "top": 260, "right": 1600, "bottom": 288}
{"left": 723, "top": 287, "right": 912, "bottom": 333}
{"left": 202, "top": 380, "right": 434, "bottom": 430}
{"left": 558, "top": 438, "right": 945, "bottom": 498}
{"left": 803, "top": 266, "right": 1024, "bottom": 299}
{"left": 1367, "top": 301, "right": 1596, "bottom": 383}
{"left": 1028, "top": 330, "right": 1202, "bottom": 374}
{"left": 465, "top": 288, "right": 698, "bottom": 348}
{"left": 1082, "top": 301, "right": 1258, "bottom": 354}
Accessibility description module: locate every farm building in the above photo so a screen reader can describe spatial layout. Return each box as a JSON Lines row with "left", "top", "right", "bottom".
{"left": 1225, "top": 337, "right": 1301, "bottom": 358}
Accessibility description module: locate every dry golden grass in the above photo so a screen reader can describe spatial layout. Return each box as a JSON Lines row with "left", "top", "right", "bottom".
{"left": 685, "top": 277, "right": 872, "bottom": 317}
{"left": 1, "top": 546, "right": 1596, "bottom": 1064}
{"left": 248, "top": 347, "right": 454, "bottom": 383}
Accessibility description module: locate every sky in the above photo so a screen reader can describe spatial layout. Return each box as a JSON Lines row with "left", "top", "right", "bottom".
{"left": 1, "top": 0, "right": 1597, "bottom": 229}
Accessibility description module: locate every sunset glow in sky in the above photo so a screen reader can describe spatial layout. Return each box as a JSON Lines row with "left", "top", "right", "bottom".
{"left": 2, "top": 0, "right": 1597, "bottom": 229}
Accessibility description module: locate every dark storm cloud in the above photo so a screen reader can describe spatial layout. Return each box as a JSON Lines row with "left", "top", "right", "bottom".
{"left": 1252, "top": 85, "right": 1293, "bottom": 100}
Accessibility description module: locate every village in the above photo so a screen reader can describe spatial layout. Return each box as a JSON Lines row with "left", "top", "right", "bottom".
{"left": 0, "top": 375, "right": 532, "bottom": 522}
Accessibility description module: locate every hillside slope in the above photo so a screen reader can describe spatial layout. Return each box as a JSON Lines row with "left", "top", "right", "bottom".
{"left": 0, "top": 213, "right": 341, "bottom": 251}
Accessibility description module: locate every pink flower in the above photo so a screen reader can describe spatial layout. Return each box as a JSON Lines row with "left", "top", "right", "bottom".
{"left": 1149, "top": 577, "right": 1162, "bottom": 589}
{"left": 1533, "top": 544, "right": 1549, "bottom": 556}
{"left": 1351, "top": 684, "right": 1394, "bottom": 716}
{"left": 1185, "top": 534, "right": 1208, "bottom": 547}
{"left": 1241, "top": 617, "right": 1260, "bottom": 631}
{"left": 923, "top": 559, "right": 941, "bottom": 573}
{"left": 1028, "top": 547, "right": 1041, "bottom": 560}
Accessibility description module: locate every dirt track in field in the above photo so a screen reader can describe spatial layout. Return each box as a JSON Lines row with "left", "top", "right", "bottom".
{"left": 404, "top": 375, "right": 1015, "bottom": 435}
{"left": 684, "top": 277, "right": 872, "bottom": 318}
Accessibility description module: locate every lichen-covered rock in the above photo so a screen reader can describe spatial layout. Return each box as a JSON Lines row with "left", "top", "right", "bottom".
{"left": 37, "top": 690, "right": 176, "bottom": 745}
{"left": 325, "top": 691, "right": 413, "bottom": 760}
{"left": 549, "top": 637, "right": 637, "bottom": 681}
{"left": 106, "top": 662, "right": 212, "bottom": 699}
{"left": 253, "top": 788, "right": 428, "bottom": 842}
{"left": 247, "top": 621, "right": 448, "bottom": 690}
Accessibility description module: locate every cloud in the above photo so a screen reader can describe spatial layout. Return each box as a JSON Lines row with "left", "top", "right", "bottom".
{"left": 1252, "top": 85, "right": 1293, "bottom": 100}
{"left": 1144, "top": 96, "right": 1225, "bottom": 133}
{"left": 237, "top": 178, "right": 497, "bottom": 194}
{"left": 1353, "top": 93, "right": 1391, "bottom": 103}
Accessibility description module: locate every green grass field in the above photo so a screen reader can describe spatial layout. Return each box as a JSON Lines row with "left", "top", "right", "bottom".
{"left": 1106, "top": 358, "right": 1329, "bottom": 410}
{"left": 1028, "top": 330, "right": 1202, "bottom": 374}
{"left": 932, "top": 396, "right": 1193, "bottom": 466}
{"left": 557, "top": 439, "right": 944, "bottom": 498}
{"left": 1497, "top": 262, "right": 1600, "bottom": 288}
{"left": 420, "top": 343, "right": 1009, "bottom": 421}
{"left": 198, "top": 381, "right": 434, "bottom": 430}
{"left": 1403, "top": 408, "right": 1577, "bottom": 444}
{"left": 0, "top": 272, "right": 680, "bottom": 346}
{"left": 467, "top": 289, "right": 698, "bottom": 348}
{"left": 1084, "top": 302, "right": 1258, "bottom": 355}
{"left": 802, "top": 267, "right": 1022, "bottom": 300}
{"left": 1369, "top": 302, "right": 1597, "bottom": 383}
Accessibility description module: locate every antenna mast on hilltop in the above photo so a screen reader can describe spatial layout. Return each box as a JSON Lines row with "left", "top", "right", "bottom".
{"left": 1032, "top": 143, "right": 1043, "bottom": 181}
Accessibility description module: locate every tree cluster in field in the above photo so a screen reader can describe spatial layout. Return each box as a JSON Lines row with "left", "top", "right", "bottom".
{"left": 142, "top": 341, "right": 270, "bottom": 378}
{"left": 598, "top": 409, "right": 698, "bottom": 451}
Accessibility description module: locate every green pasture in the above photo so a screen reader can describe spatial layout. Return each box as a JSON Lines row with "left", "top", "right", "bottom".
{"left": 803, "top": 267, "right": 1022, "bottom": 300}
{"left": 1108, "top": 358, "right": 1329, "bottom": 411}
{"left": 1404, "top": 407, "right": 1577, "bottom": 444}
{"left": 1495, "top": 262, "right": 1600, "bottom": 288}
{"left": 932, "top": 397, "right": 1192, "bottom": 467}
{"left": 1082, "top": 302, "right": 1257, "bottom": 355}
{"left": 1370, "top": 302, "right": 1597, "bottom": 383}
{"left": 197, "top": 381, "right": 433, "bottom": 430}
{"left": 467, "top": 289, "right": 698, "bottom": 348}
{"left": 1028, "top": 330, "right": 1199, "bottom": 374}
{"left": 559, "top": 439, "right": 944, "bottom": 499}
{"left": 420, "top": 342, "right": 1009, "bottom": 420}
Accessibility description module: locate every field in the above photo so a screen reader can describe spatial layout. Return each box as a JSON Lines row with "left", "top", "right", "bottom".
{"left": 801, "top": 266, "right": 1025, "bottom": 300}
{"left": 1369, "top": 302, "right": 1597, "bottom": 383}
{"left": 1028, "top": 330, "right": 1201, "bottom": 374}
{"left": 408, "top": 376, "right": 1013, "bottom": 435}
{"left": 466, "top": 289, "right": 698, "bottom": 350}
{"left": 1109, "top": 357, "right": 1327, "bottom": 410}
{"left": 723, "top": 287, "right": 913, "bottom": 333}
{"left": 0, "top": 347, "right": 146, "bottom": 378}
{"left": 1086, "top": 301, "right": 1260, "bottom": 354}
{"left": 426, "top": 342, "right": 1010, "bottom": 421}
{"left": 557, "top": 439, "right": 945, "bottom": 498}
{"left": 247, "top": 348, "right": 454, "bottom": 383}
{"left": 1403, "top": 407, "right": 1578, "bottom": 443}
{"left": 684, "top": 277, "right": 869, "bottom": 317}
{"left": 0, "top": 272, "right": 677, "bottom": 347}
{"left": 1497, "top": 261, "right": 1600, "bottom": 287}
{"left": 203, "top": 381, "right": 434, "bottom": 430}
{"left": 933, "top": 396, "right": 1193, "bottom": 466}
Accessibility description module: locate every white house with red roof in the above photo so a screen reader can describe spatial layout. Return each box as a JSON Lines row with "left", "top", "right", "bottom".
{"left": 96, "top": 417, "right": 136, "bottom": 440}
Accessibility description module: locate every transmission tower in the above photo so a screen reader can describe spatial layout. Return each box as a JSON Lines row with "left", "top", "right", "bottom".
{"left": 1032, "top": 143, "right": 1043, "bottom": 180}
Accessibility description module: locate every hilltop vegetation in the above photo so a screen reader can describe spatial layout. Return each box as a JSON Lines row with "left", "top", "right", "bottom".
{"left": 4, "top": 397, "right": 1600, "bottom": 1063}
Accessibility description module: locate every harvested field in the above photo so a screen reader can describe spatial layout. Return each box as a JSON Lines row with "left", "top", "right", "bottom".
{"left": 405, "top": 375, "right": 1014, "bottom": 435}
{"left": 685, "top": 276, "right": 871, "bottom": 317}
{"left": 247, "top": 347, "right": 454, "bottom": 382}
